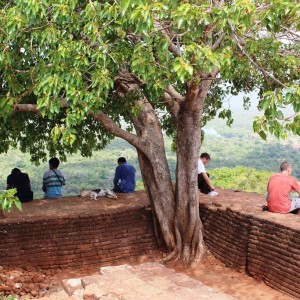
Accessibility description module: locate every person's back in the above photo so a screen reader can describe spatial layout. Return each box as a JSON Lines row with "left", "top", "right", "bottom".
{"left": 7, "top": 168, "right": 33, "bottom": 202}
{"left": 113, "top": 157, "right": 136, "bottom": 193}
{"left": 267, "top": 162, "right": 300, "bottom": 213}
{"left": 42, "top": 158, "right": 65, "bottom": 199}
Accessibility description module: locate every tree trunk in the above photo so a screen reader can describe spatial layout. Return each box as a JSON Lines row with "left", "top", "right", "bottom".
{"left": 174, "top": 91, "right": 206, "bottom": 265}
{"left": 114, "top": 69, "right": 177, "bottom": 252}
{"left": 131, "top": 100, "right": 177, "bottom": 252}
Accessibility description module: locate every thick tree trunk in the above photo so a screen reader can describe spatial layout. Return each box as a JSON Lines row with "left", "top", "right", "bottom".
{"left": 114, "top": 69, "right": 176, "bottom": 252}
{"left": 131, "top": 101, "right": 176, "bottom": 252}
{"left": 174, "top": 91, "right": 206, "bottom": 264}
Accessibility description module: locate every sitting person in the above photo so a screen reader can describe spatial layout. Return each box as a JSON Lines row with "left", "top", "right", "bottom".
{"left": 42, "top": 157, "right": 65, "bottom": 199}
{"left": 6, "top": 168, "right": 33, "bottom": 202}
{"left": 267, "top": 161, "right": 300, "bottom": 213}
{"left": 113, "top": 157, "right": 136, "bottom": 193}
{"left": 198, "top": 152, "right": 217, "bottom": 196}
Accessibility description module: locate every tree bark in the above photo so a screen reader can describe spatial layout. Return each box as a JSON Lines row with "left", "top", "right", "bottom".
{"left": 130, "top": 100, "right": 177, "bottom": 252}
{"left": 114, "top": 70, "right": 177, "bottom": 252}
{"left": 174, "top": 87, "right": 206, "bottom": 264}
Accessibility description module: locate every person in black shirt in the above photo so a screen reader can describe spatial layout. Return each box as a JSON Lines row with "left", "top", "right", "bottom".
{"left": 6, "top": 168, "right": 33, "bottom": 202}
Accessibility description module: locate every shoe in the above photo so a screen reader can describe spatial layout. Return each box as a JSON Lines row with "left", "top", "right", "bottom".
{"left": 208, "top": 191, "right": 218, "bottom": 197}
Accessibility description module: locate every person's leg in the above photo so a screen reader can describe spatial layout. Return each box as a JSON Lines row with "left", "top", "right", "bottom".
{"left": 289, "top": 198, "right": 300, "bottom": 212}
{"left": 198, "top": 173, "right": 210, "bottom": 194}
{"left": 113, "top": 185, "right": 123, "bottom": 193}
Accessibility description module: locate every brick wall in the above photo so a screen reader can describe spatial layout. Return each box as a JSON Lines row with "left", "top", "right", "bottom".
{"left": 200, "top": 207, "right": 251, "bottom": 271}
{"left": 0, "top": 207, "right": 157, "bottom": 269}
{"left": 1, "top": 198, "right": 300, "bottom": 298}
{"left": 200, "top": 204, "right": 300, "bottom": 299}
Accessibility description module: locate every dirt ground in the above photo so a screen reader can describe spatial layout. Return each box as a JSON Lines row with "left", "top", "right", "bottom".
{"left": 42, "top": 250, "right": 292, "bottom": 300}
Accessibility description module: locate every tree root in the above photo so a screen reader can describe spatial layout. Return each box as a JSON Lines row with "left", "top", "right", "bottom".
{"left": 162, "top": 249, "right": 179, "bottom": 263}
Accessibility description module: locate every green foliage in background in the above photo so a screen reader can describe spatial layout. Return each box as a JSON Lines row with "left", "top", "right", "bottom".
{"left": 0, "top": 188, "right": 22, "bottom": 212}
{"left": 1, "top": 127, "right": 298, "bottom": 198}
{"left": 0, "top": 98, "right": 299, "bottom": 198}
{"left": 135, "top": 180, "right": 144, "bottom": 191}
{"left": 210, "top": 166, "right": 272, "bottom": 194}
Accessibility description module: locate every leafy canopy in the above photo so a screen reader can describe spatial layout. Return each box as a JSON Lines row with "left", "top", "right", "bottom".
{"left": 0, "top": 0, "right": 299, "bottom": 162}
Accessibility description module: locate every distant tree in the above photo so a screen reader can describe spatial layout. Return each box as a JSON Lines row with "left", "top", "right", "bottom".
{"left": 210, "top": 166, "right": 272, "bottom": 194}
{"left": 0, "top": 0, "right": 299, "bottom": 264}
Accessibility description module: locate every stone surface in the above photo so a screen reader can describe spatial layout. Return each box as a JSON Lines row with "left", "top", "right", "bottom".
{"left": 38, "top": 262, "right": 236, "bottom": 300}
{"left": 62, "top": 278, "right": 84, "bottom": 296}
{"left": 81, "top": 275, "right": 102, "bottom": 288}
{"left": 83, "top": 283, "right": 106, "bottom": 299}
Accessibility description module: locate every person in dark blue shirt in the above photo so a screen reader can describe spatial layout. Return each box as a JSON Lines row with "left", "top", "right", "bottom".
{"left": 7, "top": 168, "right": 33, "bottom": 203}
{"left": 113, "top": 157, "right": 136, "bottom": 193}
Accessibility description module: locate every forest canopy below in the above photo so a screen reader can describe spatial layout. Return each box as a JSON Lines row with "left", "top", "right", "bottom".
{"left": 1, "top": 96, "right": 299, "bottom": 199}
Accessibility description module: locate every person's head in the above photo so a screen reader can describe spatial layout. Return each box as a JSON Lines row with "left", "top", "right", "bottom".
{"left": 11, "top": 168, "right": 21, "bottom": 174}
{"left": 49, "top": 157, "right": 60, "bottom": 169}
{"left": 280, "top": 161, "right": 292, "bottom": 175}
{"left": 117, "top": 157, "right": 127, "bottom": 165}
{"left": 200, "top": 153, "right": 211, "bottom": 165}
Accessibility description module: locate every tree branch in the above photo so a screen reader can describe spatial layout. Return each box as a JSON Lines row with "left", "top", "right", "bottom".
{"left": 14, "top": 104, "right": 39, "bottom": 113}
{"left": 163, "top": 84, "right": 185, "bottom": 117}
{"left": 154, "top": 20, "right": 181, "bottom": 57}
{"left": 198, "top": 66, "right": 219, "bottom": 100}
{"left": 230, "top": 25, "right": 286, "bottom": 88}
{"left": 14, "top": 103, "right": 143, "bottom": 151}
{"left": 90, "top": 111, "right": 142, "bottom": 149}
{"left": 211, "top": 33, "right": 225, "bottom": 51}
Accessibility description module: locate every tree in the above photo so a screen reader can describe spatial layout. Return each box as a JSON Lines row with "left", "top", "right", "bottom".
{"left": 210, "top": 166, "right": 272, "bottom": 194}
{"left": 0, "top": 0, "right": 299, "bottom": 264}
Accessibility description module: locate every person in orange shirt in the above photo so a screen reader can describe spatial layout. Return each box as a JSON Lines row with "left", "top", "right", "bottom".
{"left": 267, "top": 162, "right": 300, "bottom": 213}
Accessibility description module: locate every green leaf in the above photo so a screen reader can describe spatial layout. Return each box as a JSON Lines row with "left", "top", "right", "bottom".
{"left": 258, "top": 130, "right": 267, "bottom": 141}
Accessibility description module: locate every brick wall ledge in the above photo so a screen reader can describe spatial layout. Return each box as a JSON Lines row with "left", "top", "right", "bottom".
{"left": 199, "top": 188, "right": 300, "bottom": 299}
{"left": 0, "top": 191, "right": 157, "bottom": 269}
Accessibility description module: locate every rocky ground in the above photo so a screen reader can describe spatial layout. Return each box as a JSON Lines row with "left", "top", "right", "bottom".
{"left": 0, "top": 265, "right": 54, "bottom": 299}
{"left": 0, "top": 252, "right": 294, "bottom": 300}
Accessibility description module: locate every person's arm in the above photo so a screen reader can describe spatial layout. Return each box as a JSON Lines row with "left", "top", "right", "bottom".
{"left": 296, "top": 181, "right": 300, "bottom": 196}
{"left": 6, "top": 175, "right": 12, "bottom": 190}
{"left": 25, "top": 174, "right": 31, "bottom": 190}
{"left": 113, "top": 167, "right": 121, "bottom": 186}
{"left": 42, "top": 173, "right": 47, "bottom": 192}
{"left": 61, "top": 172, "right": 66, "bottom": 186}
{"left": 201, "top": 172, "right": 214, "bottom": 191}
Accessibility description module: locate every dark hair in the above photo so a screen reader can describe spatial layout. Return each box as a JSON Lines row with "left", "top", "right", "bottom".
{"left": 11, "top": 168, "right": 21, "bottom": 174}
{"left": 117, "top": 157, "right": 127, "bottom": 164}
{"left": 49, "top": 157, "right": 60, "bottom": 168}
{"left": 280, "top": 161, "right": 291, "bottom": 171}
{"left": 200, "top": 153, "right": 211, "bottom": 160}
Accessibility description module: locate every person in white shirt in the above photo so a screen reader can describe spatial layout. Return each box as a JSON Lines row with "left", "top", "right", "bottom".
{"left": 198, "top": 153, "right": 217, "bottom": 196}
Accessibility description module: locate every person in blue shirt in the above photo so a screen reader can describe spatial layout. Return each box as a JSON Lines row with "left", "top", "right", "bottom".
{"left": 42, "top": 157, "right": 65, "bottom": 199}
{"left": 113, "top": 157, "right": 136, "bottom": 193}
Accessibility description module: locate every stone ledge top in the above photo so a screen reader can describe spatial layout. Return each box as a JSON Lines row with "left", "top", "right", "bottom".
{"left": 199, "top": 188, "right": 300, "bottom": 232}
{"left": 0, "top": 190, "right": 149, "bottom": 224}
{"left": 1, "top": 188, "right": 300, "bottom": 232}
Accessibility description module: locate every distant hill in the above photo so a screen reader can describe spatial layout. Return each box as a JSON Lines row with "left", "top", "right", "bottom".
{"left": 202, "top": 93, "right": 300, "bottom": 177}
